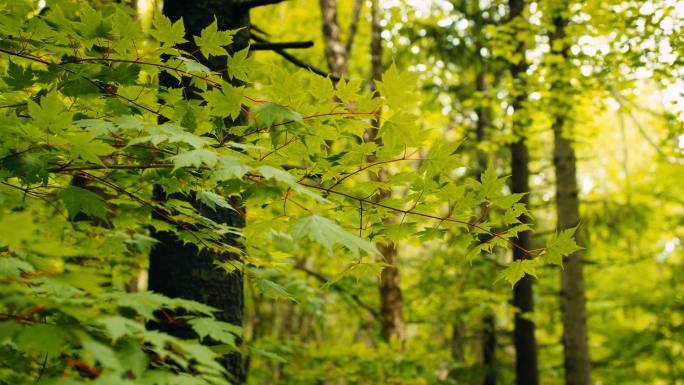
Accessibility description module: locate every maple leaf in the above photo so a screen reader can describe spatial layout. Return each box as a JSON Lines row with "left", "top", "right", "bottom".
{"left": 194, "top": 19, "right": 235, "bottom": 58}
{"left": 253, "top": 103, "right": 303, "bottom": 128}
{"left": 292, "top": 215, "right": 378, "bottom": 257}
{"left": 226, "top": 47, "right": 252, "bottom": 81}
{"left": 59, "top": 186, "right": 108, "bottom": 220}
{"left": 541, "top": 227, "right": 582, "bottom": 266}
{"left": 495, "top": 259, "right": 538, "bottom": 286}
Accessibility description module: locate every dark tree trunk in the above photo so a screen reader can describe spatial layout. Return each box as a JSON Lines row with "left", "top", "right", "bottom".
{"left": 482, "top": 314, "right": 496, "bottom": 385}
{"left": 474, "top": 37, "right": 496, "bottom": 385}
{"left": 549, "top": 10, "right": 592, "bottom": 385}
{"left": 147, "top": 1, "right": 250, "bottom": 382}
{"left": 508, "top": 1, "right": 539, "bottom": 385}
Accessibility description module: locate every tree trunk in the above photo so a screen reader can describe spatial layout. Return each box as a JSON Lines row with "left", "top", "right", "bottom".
{"left": 549, "top": 11, "right": 592, "bottom": 385}
{"left": 367, "top": 0, "right": 405, "bottom": 344}
{"left": 319, "top": 0, "right": 348, "bottom": 77}
{"left": 482, "top": 314, "right": 496, "bottom": 385}
{"left": 508, "top": 1, "right": 539, "bottom": 384}
{"left": 148, "top": 1, "right": 250, "bottom": 382}
{"left": 474, "top": 37, "right": 496, "bottom": 385}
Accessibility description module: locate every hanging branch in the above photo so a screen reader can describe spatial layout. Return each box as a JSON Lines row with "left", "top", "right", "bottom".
{"left": 250, "top": 41, "right": 314, "bottom": 50}
{"left": 250, "top": 33, "right": 339, "bottom": 81}
{"left": 296, "top": 181, "right": 541, "bottom": 257}
{"left": 239, "top": 0, "right": 288, "bottom": 9}
{"left": 295, "top": 265, "right": 379, "bottom": 319}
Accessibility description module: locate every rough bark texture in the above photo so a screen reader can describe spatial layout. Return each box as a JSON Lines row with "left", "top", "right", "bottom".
{"left": 508, "top": 1, "right": 539, "bottom": 384}
{"left": 319, "top": 0, "right": 348, "bottom": 77}
{"left": 550, "top": 12, "right": 592, "bottom": 385}
{"left": 147, "top": 1, "right": 250, "bottom": 382}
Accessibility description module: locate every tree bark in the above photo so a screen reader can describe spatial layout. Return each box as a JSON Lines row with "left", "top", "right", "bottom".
{"left": 367, "top": 0, "right": 405, "bottom": 344}
{"left": 549, "top": 10, "right": 592, "bottom": 385}
{"left": 474, "top": 33, "right": 496, "bottom": 385}
{"left": 147, "top": 1, "right": 250, "bottom": 382}
{"left": 344, "top": 0, "right": 363, "bottom": 59}
{"left": 508, "top": 1, "right": 539, "bottom": 385}
{"left": 482, "top": 314, "right": 496, "bottom": 385}
{"left": 319, "top": 0, "right": 348, "bottom": 77}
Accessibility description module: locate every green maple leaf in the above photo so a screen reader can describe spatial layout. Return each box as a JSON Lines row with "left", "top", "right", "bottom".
{"left": 210, "top": 156, "right": 252, "bottom": 182}
{"left": 81, "top": 341, "right": 122, "bottom": 371}
{"left": 420, "top": 139, "right": 462, "bottom": 176}
{"left": 335, "top": 77, "right": 361, "bottom": 103}
{"left": 171, "top": 149, "right": 219, "bottom": 170}
{"left": 194, "top": 19, "right": 235, "bottom": 58}
{"left": 465, "top": 242, "right": 493, "bottom": 262}
{"left": 0, "top": 257, "right": 34, "bottom": 278}
{"left": 59, "top": 186, "right": 107, "bottom": 220}
{"left": 256, "top": 279, "right": 297, "bottom": 302}
{"left": 375, "top": 63, "right": 418, "bottom": 108}
{"left": 177, "top": 56, "right": 211, "bottom": 73}
{"left": 203, "top": 85, "right": 244, "bottom": 120}
{"left": 503, "top": 203, "right": 528, "bottom": 225}
{"left": 253, "top": 102, "right": 303, "bottom": 128}
{"left": 495, "top": 259, "right": 538, "bottom": 286}
{"left": 541, "top": 227, "right": 582, "bottom": 266}
{"left": 2, "top": 153, "right": 48, "bottom": 184}
{"left": 292, "top": 215, "right": 378, "bottom": 257}
{"left": 308, "top": 74, "right": 335, "bottom": 101}
{"left": 258, "top": 165, "right": 325, "bottom": 202}
{"left": 226, "top": 47, "right": 252, "bottom": 81}
{"left": 5, "top": 60, "right": 34, "bottom": 90}
{"left": 68, "top": 132, "right": 115, "bottom": 165}
{"left": 151, "top": 10, "right": 186, "bottom": 46}
{"left": 128, "top": 124, "right": 208, "bottom": 149}
{"left": 95, "top": 316, "right": 145, "bottom": 343}
{"left": 16, "top": 324, "right": 65, "bottom": 356}
{"left": 195, "top": 190, "right": 234, "bottom": 211}
{"left": 189, "top": 317, "right": 242, "bottom": 345}
{"left": 479, "top": 163, "right": 507, "bottom": 198}
{"left": 27, "top": 92, "right": 73, "bottom": 133}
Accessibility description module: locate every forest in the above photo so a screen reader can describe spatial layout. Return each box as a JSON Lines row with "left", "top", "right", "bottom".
{"left": 0, "top": 0, "right": 682, "bottom": 384}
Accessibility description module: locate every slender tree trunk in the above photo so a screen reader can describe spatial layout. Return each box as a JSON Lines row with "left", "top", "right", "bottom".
{"left": 482, "top": 314, "right": 496, "bottom": 385}
{"left": 368, "top": 0, "right": 405, "bottom": 343}
{"left": 549, "top": 11, "right": 592, "bottom": 385}
{"left": 508, "top": 1, "right": 539, "bottom": 384}
{"left": 319, "top": 0, "right": 348, "bottom": 77}
{"left": 147, "top": 1, "right": 250, "bottom": 382}
{"left": 474, "top": 37, "right": 497, "bottom": 385}
{"left": 370, "top": 0, "right": 383, "bottom": 86}
{"left": 344, "top": 0, "right": 363, "bottom": 59}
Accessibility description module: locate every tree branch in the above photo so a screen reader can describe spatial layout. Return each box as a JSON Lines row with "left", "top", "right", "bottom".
{"left": 239, "top": 0, "right": 288, "bottom": 9}
{"left": 250, "top": 34, "right": 339, "bottom": 81}
{"left": 295, "top": 265, "right": 379, "bottom": 319}
{"left": 250, "top": 41, "right": 314, "bottom": 51}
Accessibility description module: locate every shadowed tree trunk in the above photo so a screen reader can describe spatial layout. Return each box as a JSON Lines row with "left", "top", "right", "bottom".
{"left": 474, "top": 33, "right": 496, "bottom": 385}
{"left": 147, "top": 1, "right": 251, "bottom": 382}
{"left": 508, "top": 1, "right": 539, "bottom": 384}
{"left": 482, "top": 314, "right": 496, "bottom": 385}
{"left": 549, "top": 7, "right": 592, "bottom": 385}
